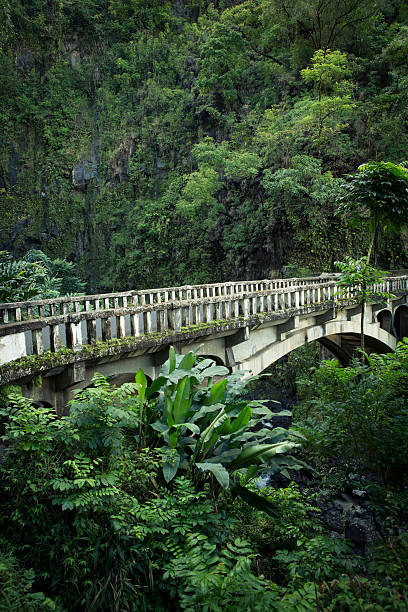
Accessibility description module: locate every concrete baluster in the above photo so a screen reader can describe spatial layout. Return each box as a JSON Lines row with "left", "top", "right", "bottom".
{"left": 122, "top": 297, "right": 128, "bottom": 308}
{"left": 295, "top": 290, "right": 300, "bottom": 309}
{"left": 104, "top": 298, "right": 110, "bottom": 309}
{"left": 193, "top": 304, "right": 202, "bottom": 324}
{"left": 131, "top": 313, "right": 143, "bottom": 337}
{"left": 94, "top": 299, "right": 100, "bottom": 311}
{"left": 118, "top": 314, "right": 127, "bottom": 337}
{"left": 205, "top": 302, "right": 214, "bottom": 323}
{"left": 172, "top": 307, "right": 182, "bottom": 331}
{"left": 50, "top": 324, "right": 61, "bottom": 352}
{"left": 185, "top": 305, "right": 192, "bottom": 325}
{"left": 145, "top": 311, "right": 153, "bottom": 334}
{"left": 159, "top": 308, "right": 168, "bottom": 331}
{"left": 15, "top": 307, "right": 22, "bottom": 322}
{"left": 87, "top": 318, "right": 97, "bottom": 344}
{"left": 32, "top": 328, "right": 44, "bottom": 354}
{"left": 101, "top": 317, "right": 112, "bottom": 341}
{"left": 66, "top": 322, "right": 82, "bottom": 349}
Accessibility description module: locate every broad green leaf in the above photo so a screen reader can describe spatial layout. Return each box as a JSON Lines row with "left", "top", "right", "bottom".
{"left": 199, "top": 365, "right": 229, "bottom": 379}
{"left": 204, "top": 448, "right": 241, "bottom": 464}
{"left": 230, "top": 442, "right": 297, "bottom": 471}
{"left": 173, "top": 377, "right": 192, "bottom": 424}
{"left": 195, "top": 462, "right": 229, "bottom": 489}
{"left": 163, "top": 453, "right": 180, "bottom": 483}
{"left": 199, "top": 409, "right": 227, "bottom": 450}
{"left": 228, "top": 405, "right": 251, "bottom": 434}
{"left": 166, "top": 396, "right": 175, "bottom": 427}
{"left": 176, "top": 422, "right": 200, "bottom": 435}
{"left": 169, "top": 346, "right": 176, "bottom": 373}
{"left": 169, "top": 430, "right": 178, "bottom": 449}
{"left": 232, "top": 485, "right": 279, "bottom": 517}
{"left": 216, "top": 417, "right": 231, "bottom": 435}
{"left": 203, "top": 378, "right": 227, "bottom": 405}
{"left": 179, "top": 351, "right": 195, "bottom": 371}
{"left": 151, "top": 421, "right": 169, "bottom": 434}
{"left": 146, "top": 376, "right": 167, "bottom": 398}
{"left": 190, "top": 403, "right": 225, "bottom": 423}
{"left": 241, "top": 464, "right": 259, "bottom": 485}
{"left": 135, "top": 369, "right": 147, "bottom": 403}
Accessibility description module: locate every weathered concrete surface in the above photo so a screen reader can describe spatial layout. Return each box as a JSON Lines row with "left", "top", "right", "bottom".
{"left": 0, "top": 332, "right": 27, "bottom": 364}
{"left": 0, "top": 274, "right": 407, "bottom": 412}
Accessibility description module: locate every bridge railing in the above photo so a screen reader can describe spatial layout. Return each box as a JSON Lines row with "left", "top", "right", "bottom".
{"left": 0, "top": 275, "right": 407, "bottom": 363}
{"left": 0, "top": 275, "right": 341, "bottom": 324}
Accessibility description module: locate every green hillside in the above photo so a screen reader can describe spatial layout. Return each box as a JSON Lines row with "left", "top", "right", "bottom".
{"left": 1, "top": 0, "right": 408, "bottom": 290}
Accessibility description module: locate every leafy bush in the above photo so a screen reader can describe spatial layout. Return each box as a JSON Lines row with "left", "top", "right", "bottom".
{"left": 0, "top": 543, "right": 58, "bottom": 611}
{"left": 0, "top": 249, "right": 84, "bottom": 303}
{"left": 1, "top": 345, "right": 407, "bottom": 610}
{"left": 295, "top": 340, "right": 408, "bottom": 487}
{"left": 0, "top": 350, "right": 302, "bottom": 610}
{"left": 150, "top": 347, "right": 302, "bottom": 500}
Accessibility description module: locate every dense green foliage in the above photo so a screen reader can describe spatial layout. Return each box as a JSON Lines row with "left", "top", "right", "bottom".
{"left": 296, "top": 340, "right": 408, "bottom": 491}
{"left": 1, "top": 344, "right": 407, "bottom": 610}
{"left": 339, "top": 161, "right": 408, "bottom": 262}
{"left": 0, "top": 249, "right": 85, "bottom": 302}
{"left": 1, "top": 1, "right": 408, "bottom": 291}
{"left": 334, "top": 256, "right": 394, "bottom": 351}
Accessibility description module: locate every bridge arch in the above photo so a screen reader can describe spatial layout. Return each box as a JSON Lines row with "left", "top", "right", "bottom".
{"left": 376, "top": 309, "right": 393, "bottom": 334}
{"left": 394, "top": 305, "right": 408, "bottom": 340}
{"left": 235, "top": 319, "right": 397, "bottom": 376}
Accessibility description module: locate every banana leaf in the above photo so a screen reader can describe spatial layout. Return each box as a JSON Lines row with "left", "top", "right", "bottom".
{"left": 195, "top": 462, "right": 230, "bottom": 489}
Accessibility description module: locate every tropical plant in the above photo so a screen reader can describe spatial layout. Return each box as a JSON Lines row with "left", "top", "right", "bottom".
{"left": 0, "top": 250, "right": 48, "bottom": 303}
{"left": 334, "top": 256, "right": 394, "bottom": 352}
{"left": 339, "top": 161, "right": 408, "bottom": 263}
{"left": 147, "top": 347, "right": 303, "bottom": 508}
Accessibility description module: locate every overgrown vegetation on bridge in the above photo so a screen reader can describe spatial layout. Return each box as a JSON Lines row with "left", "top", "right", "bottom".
{"left": 0, "top": 344, "right": 407, "bottom": 610}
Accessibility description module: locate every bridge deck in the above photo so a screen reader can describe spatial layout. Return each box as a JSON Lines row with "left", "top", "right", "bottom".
{"left": 0, "top": 274, "right": 407, "bottom": 387}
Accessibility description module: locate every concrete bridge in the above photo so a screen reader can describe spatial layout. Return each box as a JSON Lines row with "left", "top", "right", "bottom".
{"left": 0, "top": 273, "right": 407, "bottom": 413}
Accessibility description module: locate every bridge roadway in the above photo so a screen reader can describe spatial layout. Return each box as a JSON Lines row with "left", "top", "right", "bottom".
{"left": 0, "top": 273, "right": 407, "bottom": 412}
